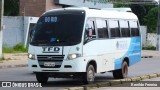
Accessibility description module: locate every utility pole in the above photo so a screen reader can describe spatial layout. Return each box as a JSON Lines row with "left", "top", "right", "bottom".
{"left": 0, "top": 0, "right": 4, "bottom": 57}
{"left": 157, "top": 0, "right": 160, "bottom": 51}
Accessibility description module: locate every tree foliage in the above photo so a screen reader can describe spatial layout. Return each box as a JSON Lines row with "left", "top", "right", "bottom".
{"left": 114, "top": 4, "right": 158, "bottom": 33}
{"left": 144, "top": 7, "right": 158, "bottom": 33}
{"left": 130, "top": 4, "right": 147, "bottom": 25}
{"left": 4, "top": 0, "right": 19, "bottom": 16}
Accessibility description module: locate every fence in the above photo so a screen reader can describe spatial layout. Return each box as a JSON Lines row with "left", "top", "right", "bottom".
{"left": 146, "top": 33, "right": 157, "bottom": 47}
{"left": 3, "top": 16, "right": 38, "bottom": 47}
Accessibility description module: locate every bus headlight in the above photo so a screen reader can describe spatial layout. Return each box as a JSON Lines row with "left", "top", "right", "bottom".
{"left": 68, "top": 53, "right": 81, "bottom": 60}
{"left": 28, "top": 53, "right": 36, "bottom": 60}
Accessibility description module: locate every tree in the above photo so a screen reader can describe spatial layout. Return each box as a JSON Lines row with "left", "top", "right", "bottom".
{"left": 130, "top": 4, "right": 147, "bottom": 25}
{"left": 114, "top": 3, "right": 129, "bottom": 8}
{"left": 144, "top": 7, "right": 158, "bottom": 33}
{"left": 114, "top": 4, "right": 147, "bottom": 25}
{"left": 4, "top": 0, "right": 19, "bottom": 16}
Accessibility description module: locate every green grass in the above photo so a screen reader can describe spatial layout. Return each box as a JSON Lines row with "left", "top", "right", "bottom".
{"left": 142, "top": 45, "right": 156, "bottom": 50}
{"left": 2, "top": 43, "right": 28, "bottom": 53}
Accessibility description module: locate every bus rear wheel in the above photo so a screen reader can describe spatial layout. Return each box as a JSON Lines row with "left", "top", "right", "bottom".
{"left": 36, "top": 72, "right": 49, "bottom": 83}
{"left": 113, "top": 61, "right": 128, "bottom": 79}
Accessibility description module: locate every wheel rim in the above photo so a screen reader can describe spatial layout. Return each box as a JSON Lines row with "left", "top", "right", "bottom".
{"left": 88, "top": 68, "right": 94, "bottom": 81}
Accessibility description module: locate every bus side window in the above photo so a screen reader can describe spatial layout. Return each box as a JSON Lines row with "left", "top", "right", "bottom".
{"left": 108, "top": 20, "right": 120, "bottom": 38}
{"left": 129, "top": 21, "right": 140, "bottom": 37}
{"left": 120, "top": 20, "right": 130, "bottom": 37}
{"left": 96, "top": 19, "right": 109, "bottom": 39}
{"left": 84, "top": 20, "right": 96, "bottom": 42}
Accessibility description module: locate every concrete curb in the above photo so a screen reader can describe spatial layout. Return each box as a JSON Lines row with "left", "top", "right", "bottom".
{"left": 65, "top": 73, "right": 160, "bottom": 90}
{"left": 0, "top": 64, "right": 28, "bottom": 69}
{"left": 140, "top": 75, "right": 150, "bottom": 80}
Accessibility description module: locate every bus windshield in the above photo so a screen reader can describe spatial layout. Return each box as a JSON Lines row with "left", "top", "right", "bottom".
{"left": 30, "top": 13, "right": 85, "bottom": 46}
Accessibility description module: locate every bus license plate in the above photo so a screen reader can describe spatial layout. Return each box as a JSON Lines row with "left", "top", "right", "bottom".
{"left": 44, "top": 62, "right": 55, "bottom": 67}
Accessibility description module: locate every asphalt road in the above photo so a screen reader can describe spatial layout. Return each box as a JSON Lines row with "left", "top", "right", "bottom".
{"left": 0, "top": 57, "right": 160, "bottom": 90}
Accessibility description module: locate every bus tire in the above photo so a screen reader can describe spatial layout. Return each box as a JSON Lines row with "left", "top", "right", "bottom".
{"left": 83, "top": 64, "right": 95, "bottom": 84}
{"left": 36, "top": 72, "right": 49, "bottom": 83}
{"left": 113, "top": 61, "right": 128, "bottom": 79}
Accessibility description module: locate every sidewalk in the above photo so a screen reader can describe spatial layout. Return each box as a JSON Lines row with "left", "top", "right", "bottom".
{"left": 0, "top": 53, "right": 28, "bottom": 69}
{"left": 0, "top": 50, "right": 160, "bottom": 69}
{"left": 142, "top": 50, "right": 160, "bottom": 57}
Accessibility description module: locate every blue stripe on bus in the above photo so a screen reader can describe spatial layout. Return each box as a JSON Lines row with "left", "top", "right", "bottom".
{"left": 114, "top": 37, "right": 141, "bottom": 70}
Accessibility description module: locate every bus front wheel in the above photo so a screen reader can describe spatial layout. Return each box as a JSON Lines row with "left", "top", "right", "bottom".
{"left": 113, "top": 61, "right": 128, "bottom": 79}
{"left": 36, "top": 72, "right": 49, "bottom": 83}
{"left": 83, "top": 64, "right": 95, "bottom": 84}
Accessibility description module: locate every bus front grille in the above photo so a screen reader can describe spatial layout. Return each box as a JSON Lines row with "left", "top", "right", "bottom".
{"left": 37, "top": 55, "right": 65, "bottom": 68}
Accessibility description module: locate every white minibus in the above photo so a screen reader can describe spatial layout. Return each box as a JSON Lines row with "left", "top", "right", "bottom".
{"left": 28, "top": 7, "right": 141, "bottom": 84}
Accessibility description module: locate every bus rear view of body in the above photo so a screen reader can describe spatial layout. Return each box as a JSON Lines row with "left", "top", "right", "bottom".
{"left": 28, "top": 7, "right": 141, "bottom": 84}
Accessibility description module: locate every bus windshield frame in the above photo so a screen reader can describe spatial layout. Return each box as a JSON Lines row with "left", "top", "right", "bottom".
{"left": 30, "top": 10, "right": 85, "bottom": 46}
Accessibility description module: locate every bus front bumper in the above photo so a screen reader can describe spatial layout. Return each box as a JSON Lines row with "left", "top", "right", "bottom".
{"left": 28, "top": 58, "right": 87, "bottom": 73}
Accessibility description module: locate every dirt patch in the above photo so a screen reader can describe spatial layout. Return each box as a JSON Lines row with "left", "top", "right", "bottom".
{"left": 3, "top": 53, "right": 28, "bottom": 60}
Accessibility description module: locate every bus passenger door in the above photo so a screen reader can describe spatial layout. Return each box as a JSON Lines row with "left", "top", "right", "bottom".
{"left": 96, "top": 19, "right": 112, "bottom": 72}
{"left": 83, "top": 19, "right": 100, "bottom": 70}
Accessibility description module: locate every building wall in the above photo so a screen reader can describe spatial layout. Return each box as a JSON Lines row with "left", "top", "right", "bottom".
{"left": 19, "top": 0, "right": 113, "bottom": 17}
{"left": 140, "top": 26, "right": 157, "bottom": 47}
{"left": 3, "top": 16, "right": 38, "bottom": 47}
{"left": 46, "top": 0, "right": 62, "bottom": 11}
{"left": 3, "top": 16, "right": 24, "bottom": 47}
{"left": 20, "top": 0, "right": 46, "bottom": 16}
{"left": 19, "top": 0, "right": 62, "bottom": 17}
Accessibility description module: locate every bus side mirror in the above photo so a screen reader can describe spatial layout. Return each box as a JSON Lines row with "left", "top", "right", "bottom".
{"left": 84, "top": 34, "right": 89, "bottom": 45}
{"left": 84, "top": 32, "right": 96, "bottom": 45}
{"left": 29, "top": 29, "right": 33, "bottom": 38}
{"left": 29, "top": 29, "right": 35, "bottom": 43}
